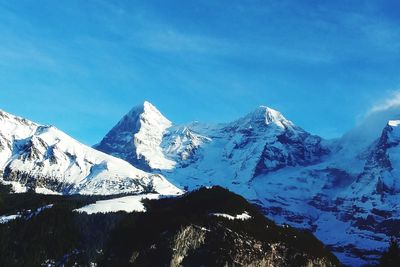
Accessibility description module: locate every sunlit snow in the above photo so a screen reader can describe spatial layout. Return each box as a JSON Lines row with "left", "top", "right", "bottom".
{"left": 74, "top": 193, "right": 160, "bottom": 214}
{"left": 210, "top": 212, "right": 252, "bottom": 221}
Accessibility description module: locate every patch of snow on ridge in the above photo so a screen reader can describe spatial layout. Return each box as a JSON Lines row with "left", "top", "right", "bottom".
{"left": 0, "top": 214, "right": 21, "bottom": 224}
{"left": 0, "top": 204, "right": 54, "bottom": 224}
{"left": 1, "top": 181, "right": 27, "bottom": 193}
{"left": 148, "top": 174, "right": 185, "bottom": 196}
{"left": 386, "top": 120, "right": 400, "bottom": 144}
{"left": 388, "top": 120, "right": 400, "bottom": 127}
{"left": 210, "top": 212, "right": 252, "bottom": 221}
{"left": 75, "top": 193, "right": 160, "bottom": 214}
{"left": 35, "top": 187, "right": 62, "bottom": 195}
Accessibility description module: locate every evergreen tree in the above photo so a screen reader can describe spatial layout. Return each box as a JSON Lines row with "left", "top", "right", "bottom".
{"left": 380, "top": 237, "right": 400, "bottom": 267}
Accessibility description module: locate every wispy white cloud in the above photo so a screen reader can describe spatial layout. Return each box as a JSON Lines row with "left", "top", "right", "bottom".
{"left": 352, "top": 89, "right": 400, "bottom": 146}
{"left": 74, "top": 1, "right": 335, "bottom": 64}
{"left": 370, "top": 90, "right": 400, "bottom": 113}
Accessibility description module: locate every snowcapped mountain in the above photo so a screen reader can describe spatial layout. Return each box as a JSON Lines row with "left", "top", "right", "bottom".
{"left": 95, "top": 101, "right": 400, "bottom": 266}
{"left": 225, "top": 106, "right": 329, "bottom": 177}
{"left": 97, "top": 103, "right": 328, "bottom": 188}
{"left": 0, "top": 109, "right": 181, "bottom": 196}
{"left": 2, "top": 101, "right": 398, "bottom": 265}
{"left": 94, "top": 101, "right": 175, "bottom": 170}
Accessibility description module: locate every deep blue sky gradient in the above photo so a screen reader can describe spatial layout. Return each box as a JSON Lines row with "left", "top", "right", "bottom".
{"left": 0, "top": 0, "right": 399, "bottom": 145}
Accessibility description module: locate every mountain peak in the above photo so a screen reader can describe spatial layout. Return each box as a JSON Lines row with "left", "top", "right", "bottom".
{"left": 95, "top": 101, "right": 174, "bottom": 170}
{"left": 125, "top": 101, "right": 170, "bottom": 125}
{"left": 143, "top": 100, "right": 154, "bottom": 108}
{"left": 130, "top": 100, "right": 157, "bottom": 113}
{"left": 235, "top": 105, "right": 293, "bottom": 129}
{"left": 254, "top": 105, "right": 286, "bottom": 124}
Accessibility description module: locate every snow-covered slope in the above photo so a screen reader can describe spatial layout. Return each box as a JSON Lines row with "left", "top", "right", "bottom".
{"left": 75, "top": 193, "right": 160, "bottom": 214}
{"left": 95, "top": 101, "right": 400, "bottom": 266}
{"left": 0, "top": 109, "right": 181, "bottom": 195}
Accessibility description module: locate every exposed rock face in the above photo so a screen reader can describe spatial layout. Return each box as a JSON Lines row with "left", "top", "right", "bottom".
{"left": 166, "top": 224, "right": 337, "bottom": 267}
{"left": 170, "top": 225, "right": 206, "bottom": 267}
{"left": 254, "top": 130, "right": 329, "bottom": 176}
{"left": 224, "top": 106, "right": 329, "bottom": 177}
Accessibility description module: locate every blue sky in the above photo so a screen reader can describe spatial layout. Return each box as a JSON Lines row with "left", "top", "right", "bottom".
{"left": 0, "top": 0, "right": 399, "bottom": 145}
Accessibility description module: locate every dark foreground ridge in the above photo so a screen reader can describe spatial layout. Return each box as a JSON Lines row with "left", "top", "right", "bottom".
{"left": 0, "top": 184, "right": 339, "bottom": 266}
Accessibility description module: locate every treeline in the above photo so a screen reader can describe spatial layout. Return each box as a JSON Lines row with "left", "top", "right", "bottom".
{"left": 0, "top": 184, "right": 398, "bottom": 266}
{"left": 0, "top": 183, "right": 126, "bottom": 266}
{"left": 379, "top": 238, "right": 400, "bottom": 267}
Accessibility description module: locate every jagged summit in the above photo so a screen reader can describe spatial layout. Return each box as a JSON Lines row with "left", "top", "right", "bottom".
{"left": 129, "top": 101, "right": 162, "bottom": 115}
{"left": 253, "top": 105, "right": 291, "bottom": 125}
{"left": 95, "top": 101, "right": 175, "bottom": 170}
{"left": 113, "top": 101, "right": 171, "bottom": 131}
{"left": 126, "top": 101, "right": 169, "bottom": 121}
{"left": 227, "top": 105, "right": 295, "bottom": 132}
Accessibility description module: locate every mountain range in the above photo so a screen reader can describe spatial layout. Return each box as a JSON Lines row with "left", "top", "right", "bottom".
{"left": 1, "top": 101, "right": 399, "bottom": 266}
{"left": 94, "top": 101, "right": 400, "bottom": 266}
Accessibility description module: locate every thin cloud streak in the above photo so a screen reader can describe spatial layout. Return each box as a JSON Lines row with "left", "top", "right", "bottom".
{"left": 370, "top": 90, "right": 400, "bottom": 113}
